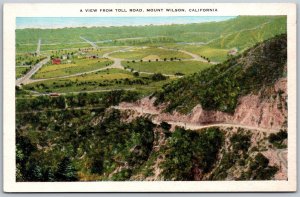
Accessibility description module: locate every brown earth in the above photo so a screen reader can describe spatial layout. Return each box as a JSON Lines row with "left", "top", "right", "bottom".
{"left": 117, "top": 78, "right": 287, "bottom": 132}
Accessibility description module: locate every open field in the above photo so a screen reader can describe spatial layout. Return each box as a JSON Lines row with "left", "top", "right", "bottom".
{"left": 110, "top": 47, "right": 191, "bottom": 60}
{"left": 16, "top": 67, "right": 31, "bottom": 79}
{"left": 123, "top": 60, "right": 211, "bottom": 75}
{"left": 33, "top": 58, "right": 113, "bottom": 79}
{"left": 177, "top": 46, "right": 229, "bottom": 62}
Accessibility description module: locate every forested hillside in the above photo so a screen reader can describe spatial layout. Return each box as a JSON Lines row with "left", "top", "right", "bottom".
{"left": 154, "top": 34, "right": 287, "bottom": 114}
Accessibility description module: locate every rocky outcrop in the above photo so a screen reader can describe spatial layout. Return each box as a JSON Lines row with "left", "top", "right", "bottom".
{"left": 118, "top": 78, "right": 287, "bottom": 132}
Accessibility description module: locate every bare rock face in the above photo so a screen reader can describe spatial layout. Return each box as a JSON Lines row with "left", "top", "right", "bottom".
{"left": 117, "top": 78, "right": 287, "bottom": 132}
{"left": 233, "top": 78, "right": 287, "bottom": 130}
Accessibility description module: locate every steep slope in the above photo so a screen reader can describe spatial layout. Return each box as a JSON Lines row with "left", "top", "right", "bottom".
{"left": 154, "top": 34, "right": 287, "bottom": 123}
{"left": 207, "top": 16, "right": 286, "bottom": 50}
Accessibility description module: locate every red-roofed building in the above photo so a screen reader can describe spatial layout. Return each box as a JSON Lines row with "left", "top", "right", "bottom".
{"left": 52, "top": 58, "right": 61, "bottom": 64}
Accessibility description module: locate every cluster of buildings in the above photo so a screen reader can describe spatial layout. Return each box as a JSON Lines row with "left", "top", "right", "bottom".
{"left": 51, "top": 49, "right": 101, "bottom": 65}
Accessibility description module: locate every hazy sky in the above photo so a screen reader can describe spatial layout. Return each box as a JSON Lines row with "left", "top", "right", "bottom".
{"left": 16, "top": 16, "right": 236, "bottom": 29}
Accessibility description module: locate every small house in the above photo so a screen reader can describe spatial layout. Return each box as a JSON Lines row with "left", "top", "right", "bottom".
{"left": 52, "top": 58, "right": 61, "bottom": 64}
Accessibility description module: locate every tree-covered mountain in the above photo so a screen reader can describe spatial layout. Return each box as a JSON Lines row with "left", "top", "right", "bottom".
{"left": 154, "top": 34, "right": 287, "bottom": 114}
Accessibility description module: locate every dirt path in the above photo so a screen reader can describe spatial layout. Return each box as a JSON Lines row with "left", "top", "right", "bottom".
{"left": 21, "top": 46, "right": 131, "bottom": 84}
{"left": 80, "top": 36, "right": 98, "bottom": 49}
{"left": 205, "top": 22, "right": 271, "bottom": 45}
{"left": 111, "top": 105, "right": 279, "bottom": 133}
{"left": 20, "top": 38, "right": 215, "bottom": 85}
{"left": 36, "top": 38, "right": 41, "bottom": 56}
{"left": 26, "top": 64, "right": 119, "bottom": 83}
{"left": 157, "top": 46, "right": 217, "bottom": 64}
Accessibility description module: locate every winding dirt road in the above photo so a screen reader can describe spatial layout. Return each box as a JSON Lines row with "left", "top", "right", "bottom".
{"left": 16, "top": 36, "right": 223, "bottom": 86}
{"left": 111, "top": 105, "right": 279, "bottom": 133}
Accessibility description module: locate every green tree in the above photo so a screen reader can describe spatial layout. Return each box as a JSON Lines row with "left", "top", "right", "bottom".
{"left": 55, "top": 157, "right": 78, "bottom": 181}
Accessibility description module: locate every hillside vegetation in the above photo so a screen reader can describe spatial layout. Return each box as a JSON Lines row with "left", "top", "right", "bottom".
{"left": 16, "top": 16, "right": 286, "bottom": 47}
{"left": 16, "top": 91, "right": 281, "bottom": 181}
{"left": 154, "top": 34, "right": 287, "bottom": 113}
{"left": 15, "top": 16, "right": 287, "bottom": 182}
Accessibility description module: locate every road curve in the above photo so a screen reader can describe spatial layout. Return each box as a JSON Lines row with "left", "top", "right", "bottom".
{"left": 27, "top": 63, "right": 118, "bottom": 84}
{"left": 111, "top": 105, "right": 280, "bottom": 133}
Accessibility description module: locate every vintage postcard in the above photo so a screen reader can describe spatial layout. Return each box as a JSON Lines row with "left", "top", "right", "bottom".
{"left": 3, "top": 3, "right": 297, "bottom": 192}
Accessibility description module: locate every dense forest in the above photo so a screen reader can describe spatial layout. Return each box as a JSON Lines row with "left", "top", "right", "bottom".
{"left": 16, "top": 89, "right": 282, "bottom": 181}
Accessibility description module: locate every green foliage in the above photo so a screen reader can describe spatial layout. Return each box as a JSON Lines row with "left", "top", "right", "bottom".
{"left": 16, "top": 16, "right": 286, "bottom": 50}
{"left": 161, "top": 127, "right": 224, "bottom": 180}
{"left": 154, "top": 34, "right": 287, "bottom": 114}
{"left": 124, "top": 61, "right": 211, "bottom": 75}
{"left": 111, "top": 47, "right": 191, "bottom": 59}
{"left": 151, "top": 73, "right": 167, "bottom": 81}
{"left": 55, "top": 157, "right": 78, "bottom": 181}
{"left": 16, "top": 53, "right": 47, "bottom": 66}
{"left": 133, "top": 72, "right": 139, "bottom": 77}
{"left": 16, "top": 91, "right": 155, "bottom": 181}
{"left": 16, "top": 90, "right": 140, "bottom": 112}
{"left": 90, "top": 156, "right": 104, "bottom": 174}
{"left": 268, "top": 130, "right": 287, "bottom": 149}
{"left": 239, "top": 153, "right": 278, "bottom": 180}
{"left": 33, "top": 58, "right": 113, "bottom": 79}
{"left": 160, "top": 121, "right": 171, "bottom": 131}
{"left": 16, "top": 67, "right": 31, "bottom": 79}
{"left": 210, "top": 130, "right": 251, "bottom": 180}
{"left": 230, "top": 130, "right": 252, "bottom": 153}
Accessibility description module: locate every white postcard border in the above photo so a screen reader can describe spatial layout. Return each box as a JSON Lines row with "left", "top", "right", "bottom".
{"left": 3, "top": 3, "right": 297, "bottom": 192}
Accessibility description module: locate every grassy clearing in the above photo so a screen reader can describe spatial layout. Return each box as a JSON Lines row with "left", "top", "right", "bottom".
{"left": 65, "top": 69, "right": 134, "bottom": 82}
{"left": 33, "top": 58, "right": 113, "bottom": 79}
{"left": 16, "top": 67, "right": 30, "bottom": 78}
{"left": 110, "top": 47, "right": 191, "bottom": 60}
{"left": 123, "top": 61, "right": 212, "bottom": 75}
{"left": 179, "top": 45, "right": 229, "bottom": 62}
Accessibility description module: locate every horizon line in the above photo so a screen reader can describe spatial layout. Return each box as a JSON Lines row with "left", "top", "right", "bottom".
{"left": 16, "top": 16, "right": 237, "bottom": 30}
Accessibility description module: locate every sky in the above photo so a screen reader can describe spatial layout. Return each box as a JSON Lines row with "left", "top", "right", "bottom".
{"left": 16, "top": 16, "right": 236, "bottom": 29}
